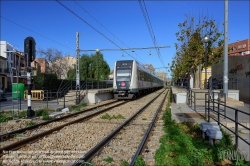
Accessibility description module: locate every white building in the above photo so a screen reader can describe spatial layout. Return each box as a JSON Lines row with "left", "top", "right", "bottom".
{"left": 0, "top": 41, "right": 15, "bottom": 70}
{"left": 52, "top": 55, "right": 76, "bottom": 79}
{"left": 0, "top": 41, "right": 16, "bottom": 91}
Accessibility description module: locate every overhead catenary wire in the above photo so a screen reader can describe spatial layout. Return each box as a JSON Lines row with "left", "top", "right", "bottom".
{"left": 56, "top": 0, "right": 142, "bottom": 64}
{"left": 0, "top": 16, "right": 75, "bottom": 51}
{"left": 80, "top": 46, "right": 170, "bottom": 52}
{"left": 138, "top": 0, "right": 166, "bottom": 68}
{"left": 73, "top": 0, "right": 147, "bottom": 64}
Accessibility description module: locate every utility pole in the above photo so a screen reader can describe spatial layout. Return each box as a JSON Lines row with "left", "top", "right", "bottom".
{"left": 223, "top": 0, "right": 229, "bottom": 97}
{"left": 76, "top": 32, "right": 80, "bottom": 104}
{"left": 96, "top": 49, "right": 100, "bottom": 89}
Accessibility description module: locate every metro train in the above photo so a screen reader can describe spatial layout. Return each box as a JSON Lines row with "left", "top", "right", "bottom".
{"left": 113, "top": 60, "right": 164, "bottom": 99}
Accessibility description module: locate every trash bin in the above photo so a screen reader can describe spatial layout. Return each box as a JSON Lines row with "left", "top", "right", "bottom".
{"left": 12, "top": 83, "right": 25, "bottom": 99}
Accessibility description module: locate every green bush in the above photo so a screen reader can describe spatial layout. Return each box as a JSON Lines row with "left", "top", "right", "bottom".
{"left": 33, "top": 73, "right": 60, "bottom": 90}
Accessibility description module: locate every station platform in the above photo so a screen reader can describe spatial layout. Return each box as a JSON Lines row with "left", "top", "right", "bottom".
{"left": 171, "top": 86, "right": 250, "bottom": 161}
{"left": 82, "top": 88, "right": 114, "bottom": 104}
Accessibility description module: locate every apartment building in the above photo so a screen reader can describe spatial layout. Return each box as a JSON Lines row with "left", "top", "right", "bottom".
{"left": 228, "top": 39, "right": 250, "bottom": 56}
{"left": 1, "top": 42, "right": 27, "bottom": 90}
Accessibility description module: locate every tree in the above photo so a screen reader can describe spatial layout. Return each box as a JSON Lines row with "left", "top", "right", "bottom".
{"left": 38, "top": 48, "right": 72, "bottom": 79}
{"left": 171, "top": 14, "right": 224, "bottom": 88}
{"left": 67, "top": 53, "right": 110, "bottom": 81}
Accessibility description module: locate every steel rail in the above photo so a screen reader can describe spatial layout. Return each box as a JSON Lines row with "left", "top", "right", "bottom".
{"left": 0, "top": 101, "right": 128, "bottom": 156}
{"left": 72, "top": 89, "right": 166, "bottom": 165}
{"left": 0, "top": 100, "right": 119, "bottom": 142}
{"left": 130, "top": 90, "right": 168, "bottom": 165}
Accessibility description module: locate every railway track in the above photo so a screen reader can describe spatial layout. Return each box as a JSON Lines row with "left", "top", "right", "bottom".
{"left": 73, "top": 89, "right": 168, "bottom": 166}
{"left": 0, "top": 89, "right": 165, "bottom": 165}
{"left": 0, "top": 100, "right": 120, "bottom": 141}
{"left": 0, "top": 100, "right": 126, "bottom": 154}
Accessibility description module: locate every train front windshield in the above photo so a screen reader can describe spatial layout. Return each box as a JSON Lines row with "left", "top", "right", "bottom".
{"left": 116, "top": 69, "right": 131, "bottom": 81}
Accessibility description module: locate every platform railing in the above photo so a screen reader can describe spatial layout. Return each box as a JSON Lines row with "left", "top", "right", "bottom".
{"left": 187, "top": 90, "right": 209, "bottom": 112}
{"left": 205, "top": 92, "right": 250, "bottom": 149}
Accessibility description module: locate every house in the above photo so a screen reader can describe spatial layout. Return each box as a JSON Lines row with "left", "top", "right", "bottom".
{"left": 0, "top": 41, "right": 28, "bottom": 91}
{"left": 33, "top": 58, "right": 49, "bottom": 73}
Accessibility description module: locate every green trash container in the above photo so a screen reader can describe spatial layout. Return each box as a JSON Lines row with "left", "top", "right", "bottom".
{"left": 12, "top": 83, "right": 25, "bottom": 99}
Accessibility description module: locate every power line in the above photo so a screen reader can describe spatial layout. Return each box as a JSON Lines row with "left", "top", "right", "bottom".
{"left": 80, "top": 46, "right": 170, "bottom": 52}
{"left": 138, "top": 0, "right": 166, "bottom": 67}
{"left": 56, "top": 0, "right": 142, "bottom": 63}
{"left": 0, "top": 16, "right": 75, "bottom": 51}
{"left": 73, "top": 0, "right": 147, "bottom": 64}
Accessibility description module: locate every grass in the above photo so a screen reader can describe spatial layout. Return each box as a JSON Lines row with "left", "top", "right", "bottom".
{"left": 135, "top": 155, "right": 146, "bottom": 166}
{"left": 153, "top": 90, "right": 250, "bottom": 166}
{"left": 103, "top": 156, "right": 113, "bottom": 163}
{"left": 41, "top": 111, "right": 52, "bottom": 120}
{"left": 25, "top": 121, "right": 36, "bottom": 127}
{"left": 142, "top": 118, "right": 147, "bottom": 120}
{"left": 80, "top": 162, "right": 96, "bottom": 166}
{"left": 238, "top": 130, "right": 245, "bottom": 134}
{"left": 200, "top": 117, "right": 205, "bottom": 120}
{"left": 120, "top": 161, "right": 129, "bottom": 166}
{"left": 69, "top": 102, "right": 87, "bottom": 112}
{"left": 0, "top": 110, "right": 27, "bottom": 123}
{"left": 101, "top": 113, "right": 125, "bottom": 120}
{"left": 15, "top": 133, "right": 25, "bottom": 137}
{"left": 34, "top": 108, "right": 53, "bottom": 120}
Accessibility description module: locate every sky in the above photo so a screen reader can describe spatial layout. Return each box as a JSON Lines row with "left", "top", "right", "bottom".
{"left": 1, "top": 1, "right": 249, "bottom": 76}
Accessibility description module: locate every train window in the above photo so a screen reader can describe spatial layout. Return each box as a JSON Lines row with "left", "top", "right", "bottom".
{"left": 116, "top": 69, "right": 131, "bottom": 81}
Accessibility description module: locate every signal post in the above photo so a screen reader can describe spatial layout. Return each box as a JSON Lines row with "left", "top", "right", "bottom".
{"left": 24, "top": 37, "right": 36, "bottom": 118}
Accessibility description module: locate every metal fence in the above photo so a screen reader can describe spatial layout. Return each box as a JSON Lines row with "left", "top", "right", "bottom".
{"left": 204, "top": 92, "right": 250, "bottom": 149}
{"left": 187, "top": 90, "right": 208, "bottom": 112}
{"left": 187, "top": 89, "right": 250, "bottom": 150}
{"left": 0, "top": 80, "right": 113, "bottom": 111}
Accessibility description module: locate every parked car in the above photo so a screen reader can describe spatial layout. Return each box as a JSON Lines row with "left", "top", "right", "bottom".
{"left": 0, "top": 89, "right": 7, "bottom": 101}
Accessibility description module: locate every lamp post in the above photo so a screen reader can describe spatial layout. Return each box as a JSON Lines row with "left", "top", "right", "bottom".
{"left": 96, "top": 49, "right": 100, "bottom": 89}
{"left": 203, "top": 36, "right": 209, "bottom": 89}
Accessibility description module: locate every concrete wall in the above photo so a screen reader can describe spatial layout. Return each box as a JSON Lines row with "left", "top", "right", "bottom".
{"left": 212, "top": 56, "right": 250, "bottom": 100}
